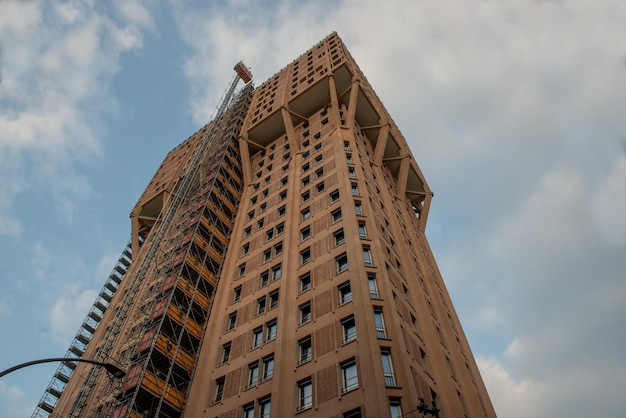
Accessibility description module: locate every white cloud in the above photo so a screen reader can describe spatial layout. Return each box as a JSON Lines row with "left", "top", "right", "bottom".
{"left": 49, "top": 284, "right": 98, "bottom": 345}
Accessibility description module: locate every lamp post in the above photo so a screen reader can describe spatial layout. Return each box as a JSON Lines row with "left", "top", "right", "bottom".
{"left": 0, "top": 357, "right": 126, "bottom": 379}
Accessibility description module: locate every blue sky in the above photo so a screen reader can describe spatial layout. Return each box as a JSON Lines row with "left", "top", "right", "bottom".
{"left": 1, "top": 1, "right": 626, "bottom": 417}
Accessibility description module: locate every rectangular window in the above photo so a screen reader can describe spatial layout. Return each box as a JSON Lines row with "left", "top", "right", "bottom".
{"left": 214, "top": 377, "right": 225, "bottom": 402}
{"left": 259, "top": 397, "right": 271, "bottom": 418}
{"left": 315, "top": 181, "right": 325, "bottom": 193}
{"left": 221, "top": 343, "right": 231, "bottom": 364}
{"left": 300, "top": 226, "right": 311, "bottom": 241}
{"left": 263, "top": 248, "right": 271, "bottom": 263}
{"left": 349, "top": 167, "right": 356, "bottom": 179}
{"left": 248, "top": 362, "right": 259, "bottom": 387}
{"left": 269, "top": 290, "right": 279, "bottom": 309}
{"left": 266, "top": 320, "right": 277, "bottom": 342}
{"left": 297, "top": 378, "right": 313, "bottom": 411}
{"left": 298, "top": 336, "right": 312, "bottom": 364}
{"left": 315, "top": 167, "right": 324, "bottom": 178}
{"left": 300, "top": 247, "right": 311, "bottom": 265}
{"left": 341, "top": 359, "right": 358, "bottom": 393}
{"left": 301, "top": 207, "right": 311, "bottom": 221}
{"left": 381, "top": 349, "right": 397, "bottom": 387}
{"left": 374, "top": 308, "right": 387, "bottom": 338}
{"left": 299, "top": 272, "right": 311, "bottom": 293}
{"left": 266, "top": 229, "right": 274, "bottom": 241}
{"left": 257, "top": 296, "right": 267, "bottom": 315}
{"left": 355, "top": 201, "right": 363, "bottom": 216}
{"left": 280, "top": 176, "right": 288, "bottom": 186}
{"left": 342, "top": 315, "right": 356, "bottom": 343}
{"left": 346, "top": 153, "right": 353, "bottom": 164}
{"left": 272, "top": 264, "right": 282, "bottom": 280}
{"left": 252, "top": 327, "right": 263, "bottom": 349}
{"left": 363, "top": 246, "right": 373, "bottom": 267}
{"left": 299, "top": 302, "right": 312, "bottom": 325}
{"left": 259, "top": 203, "right": 267, "bottom": 213}
{"left": 344, "top": 141, "right": 351, "bottom": 151}
{"left": 339, "top": 282, "right": 352, "bottom": 305}
{"left": 262, "top": 355, "right": 274, "bottom": 381}
{"left": 351, "top": 183, "right": 359, "bottom": 196}
{"left": 233, "top": 285, "right": 242, "bottom": 303}
{"left": 358, "top": 221, "right": 368, "bottom": 239}
{"left": 276, "top": 222, "right": 285, "bottom": 235}
{"left": 314, "top": 143, "right": 322, "bottom": 152}
{"left": 260, "top": 271, "right": 269, "bottom": 288}
{"left": 336, "top": 252, "right": 348, "bottom": 273}
{"left": 257, "top": 218, "right": 265, "bottom": 229}
{"left": 302, "top": 162, "right": 310, "bottom": 172}
{"left": 368, "top": 273, "right": 379, "bottom": 299}
{"left": 273, "top": 241, "right": 283, "bottom": 256}
{"left": 302, "top": 176, "right": 310, "bottom": 187}
{"left": 227, "top": 311, "right": 237, "bottom": 331}
{"left": 242, "top": 243, "right": 249, "bottom": 256}
{"left": 389, "top": 398, "right": 402, "bottom": 418}
{"left": 277, "top": 205, "right": 286, "bottom": 217}
{"left": 243, "top": 404, "right": 254, "bottom": 418}
{"left": 279, "top": 190, "right": 287, "bottom": 201}
{"left": 247, "top": 210, "right": 255, "bottom": 221}
{"left": 301, "top": 190, "right": 310, "bottom": 202}
{"left": 314, "top": 154, "right": 323, "bottom": 165}
{"left": 244, "top": 226, "right": 252, "bottom": 238}
{"left": 331, "top": 207, "right": 342, "bottom": 223}
{"left": 330, "top": 189, "right": 340, "bottom": 203}
{"left": 333, "top": 228, "right": 345, "bottom": 246}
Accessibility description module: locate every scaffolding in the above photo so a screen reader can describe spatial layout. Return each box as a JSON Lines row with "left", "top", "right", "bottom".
{"left": 32, "top": 63, "right": 253, "bottom": 418}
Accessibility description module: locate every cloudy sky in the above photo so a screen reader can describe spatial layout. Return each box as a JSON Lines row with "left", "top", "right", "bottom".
{"left": 1, "top": 1, "right": 625, "bottom": 417}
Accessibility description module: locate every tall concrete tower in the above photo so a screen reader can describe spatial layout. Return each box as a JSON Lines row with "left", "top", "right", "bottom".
{"left": 35, "top": 33, "right": 496, "bottom": 418}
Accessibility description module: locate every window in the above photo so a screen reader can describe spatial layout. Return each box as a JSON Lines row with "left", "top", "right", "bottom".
{"left": 282, "top": 164, "right": 289, "bottom": 173}
{"left": 244, "top": 226, "right": 251, "bottom": 238}
{"left": 260, "top": 271, "right": 270, "bottom": 287}
{"left": 279, "top": 190, "right": 287, "bottom": 201}
{"left": 242, "top": 243, "right": 249, "bottom": 256}
{"left": 269, "top": 290, "right": 279, "bottom": 309}
{"left": 238, "top": 263, "right": 247, "bottom": 277}
{"left": 277, "top": 205, "right": 286, "bottom": 217}
{"left": 299, "top": 272, "right": 311, "bottom": 293}
{"left": 363, "top": 246, "right": 373, "bottom": 267}
{"left": 259, "top": 397, "right": 271, "bottom": 418}
{"left": 339, "top": 282, "right": 352, "bottom": 305}
{"left": 389, "top": 398, "right": 403, "bottom": 418}
{"left": 273, "top": 241, "right": 283, "bottom": 256}
{"left": 233, "top": 286, "right": 242, "bottom": 303}
{"left": 227, "top": 312, "right": 237, "bottom": 331}
{"left": 301, "top": 190, "right": 310, "bottom": 202}
{"left": 280, "top": 176, "right": 288, "bottom": 186}
{"left": 243, "top": 404, "right": 254, "bottom": 418}
{"left": 300, "top": 247, "right": 311, "bottom": 265}
{"left": 266, "top": 320, "right": 277, "bottom": 342}
{"left": 351, "top": 183, "right": 359, "bottom": 196}
{"left": 299, "top": 302, "right": 312, "bottom": 325}
{"left": 300, "top": 226, "right": 311, "bottom": 241}
{"left": 341, "top": 359, "right": 358, "bottom": 393}
{"left": 253, "top": 327, "right": 263, "bottom": 349}
{"left": 248, "top": 362, "right": 259, "bottom": 387}
{"left": 368, "top": 273, "right": 379, "bottom": 299}
{"left": 355, "top": 201, "right": 363, "bottom": 216}
{"left": 314, "top": 154, "right": 323, "bottom": 165}
{"left": 342, "top": 316, "right": 356, "bottom": 343}
{"left": 346, "top": 153, "right": 353, "bottom": 164}
{"left": 297, "top": 378, "right": 313, "bottom": 411}
{"left": 330, "top": 189, "right": 340, "bottom": 203}
{"left": 257, "top": 218, "right": 265, "bottom": 229}
{"left": 221, "top": 343, "right": 231, "bottom": 364}
{"left": 251, "top": 196, "right": 258, "bottom": 206}
{"left": 283, "top": 152, "right": 290, "bottom": 161}
{"left": 262, "top": 188, "right": 269, "bottom": 198}
{"left": 344, "top": 141, "right": 351, "bottom": 151}
{"left": 272, "top": 264, "right": 282, "bottom": 280}
{"left": 214, "top": 377, "right": 225, "bottom": 402}
{"left": 257, "top": 296, "right": 267, "bottom": 315}
{"left": 336, "top": 253, "right": 348, "bottom": 273}
{"left": 276, "top": 222, "right": 285, "bottom": 236}
{"left": 343, "top": 408, "right": 362, "bottom": 418}
{"left": 302, "top": 162, "right": 310, "bottom": 172}
{"left": 302, "top": 176, "right": 310, "bottom": 187}
{"left": 314, "top": 143, "right": 322, "bottom": 153}
{"left": 333, "top": 228, "right": 345, "bottom": 246}
{"left": 259, "top": 203, "right": 267, "bottom": 214}
{"left": 264, "top": 175, "right": 271, "bottom": 185}
{"left": 315, "top": 167, "right": 324, "bottom": 178}
{"left": 301, "top": 207, "right": 311, "bottom": 221}
{"left": 358, "top": 221, "right": 368, "bottom": 239}
{"left": 266, "top": 229, "right": 274, "bottom": 241}
{"left": 298, "top": 336, "right": 312, "bottom": 364}
{"left": 331, "top": 207, "right": 342, "bottom": 223}
{"left": 374, "top": 308, "right": 387, "bottom": 338}
{"left": 263, "top": 248, "right": 271, "bottom": 262}
{"left": 247, "top": 210, "right": 255, "bottom": 221}
{"left": 314, "top": 132, "right": 321, "bottom": 140}
{"left": 262, "top": 355, "right": 274, "bottom": 381}
{"left": 315, "top": 181, "right": 325, "bottom": 193}
{"left": 381, "top": 349, "right": 397, "bottom": 386}
{"left": 349, "top": 167, "right": 356, "bottom": 179}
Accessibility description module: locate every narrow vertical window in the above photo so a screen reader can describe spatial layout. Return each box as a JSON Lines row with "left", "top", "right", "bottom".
{"left": 363, "top": 245, "right": 373, "bottom": 267}
{"left": 381, "top": 349, "right": 397, "bottom": 386}
{"left": 389, "top": 398, "right": 403, "bottom": 418}
{"left": 299, "top": 302, "right": 312, "bottom": 325}
{"left": 259, "top": 397, "right": 271, "bottom": 418}
{"left": 341, "top": 359, "right": 358, "bottom": 392}
{"left": 368, "top": 273, "right": 379, "bottom": 299}
{"left": 262, "top": 355, "right": 275, "bottom": 381}
{"left": 341, "top": 316, "right": 356, "bottom": 343}
{"left": 248, "top": 361, "right": 259, "bottom": 387}
{"left": 298, "top": 336, "right": 312, "bottom": 364}
{"left": 297, "top": 378, "right": 313, "bottom": 411}
{"left": 374, "top": 308, "right": 387, "bottom": 338}
{"left": 338, "top": 282, "right": 352, "bottom": 305}
{"left": 214, "top": 377, "right": 225, "bottom": 402}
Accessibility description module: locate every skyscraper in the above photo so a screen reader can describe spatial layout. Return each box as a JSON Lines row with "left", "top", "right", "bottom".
{"left": 35, "top": 33, "right": 496, "bottom": 418}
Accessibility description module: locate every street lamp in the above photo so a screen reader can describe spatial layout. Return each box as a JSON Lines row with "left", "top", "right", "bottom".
{"left": 0, "top": 357, "right": 126, "bottom": 379}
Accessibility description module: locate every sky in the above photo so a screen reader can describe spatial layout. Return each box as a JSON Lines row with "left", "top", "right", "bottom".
{"left": 1, "top": 1, "right": 625, "bottom": 417}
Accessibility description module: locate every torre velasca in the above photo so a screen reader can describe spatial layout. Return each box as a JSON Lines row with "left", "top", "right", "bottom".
{"left": 34, "top": 33, "right": 497, "bottom": 418}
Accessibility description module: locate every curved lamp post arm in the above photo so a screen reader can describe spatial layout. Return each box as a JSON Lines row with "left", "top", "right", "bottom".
{"left": 0, "top": 357, "right": 126, "bottom": 379}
